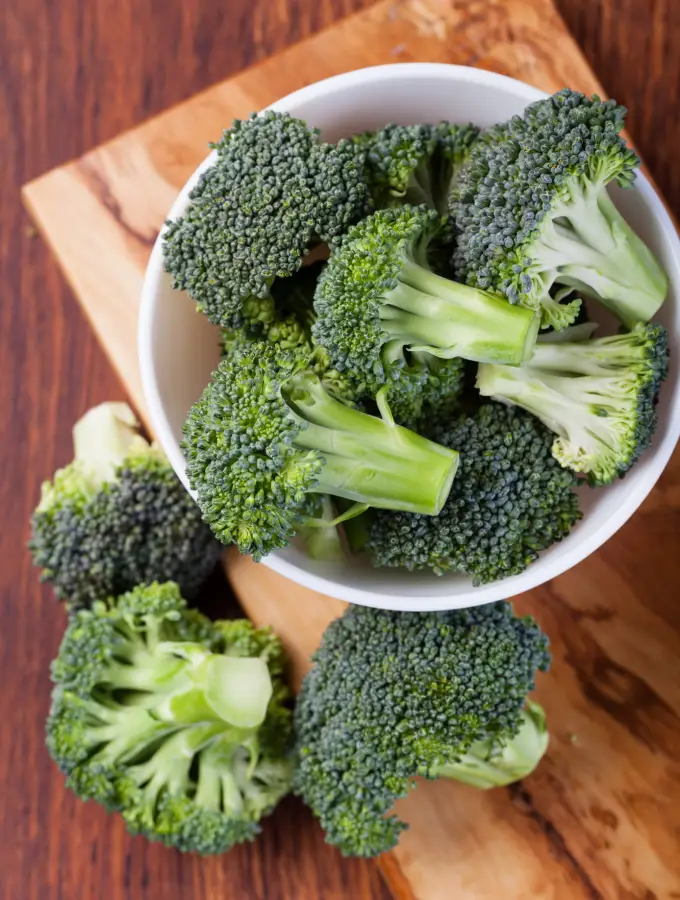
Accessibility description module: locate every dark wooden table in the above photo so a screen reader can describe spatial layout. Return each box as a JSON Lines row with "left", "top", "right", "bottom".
{"left": 1, "top": 1, "right": 679, "bottom": 898}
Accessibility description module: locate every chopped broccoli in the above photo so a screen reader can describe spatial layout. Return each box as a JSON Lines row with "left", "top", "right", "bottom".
{"left": 46, "top": 582, "right": 292, "bottom": 855}
{"left": 436, "top": 700, "right": 548, "bottom": 789}
{"left": 452, "top": 89, "right": 667, "bottom": 330}
{"left": 477, "top": 322, "right": 669, "bottom": 485}
{"left": 366, "top": 403, "right": 581, "bottom": 582}
{"left": 29, "top": 403, "right": 221, "bottom": 608}
{"left": 294, "top": 602, "right": 550, "bottom": 857}
{"left": 182, "top": 340, "right": 460, "bottom": 560}
{"left": 162, "top": 112, "right": 369, "bottom": 328}
{"left": 356, "top": 121, "right": 479, "bottom": 214}
{"left": 312, "top": 206, "right": 540, "bottom": 403}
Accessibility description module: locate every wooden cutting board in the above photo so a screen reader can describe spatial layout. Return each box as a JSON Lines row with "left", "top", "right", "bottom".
{"left": 22, "top": 1, "right": 680, "bottom": 897}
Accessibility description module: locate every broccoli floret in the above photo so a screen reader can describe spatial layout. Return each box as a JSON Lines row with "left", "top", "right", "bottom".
{"left": 436, "top": 701, "right": 548, "bottom": 789}
{"left": 219, "top": 266, "right": 354, "bottom": 561}
{"left": 182, "top": 341, "right": 460, "bottom": 560}
{"left": 293, "top": 602, "right": 550, "bottom": 857}
{"left": 312, "top": 206, "right": 540, "bottom": 402}
{"left": 46, "top": 582, "right": 292, "bottom": 855}
{"left": 452, "top": 89, "right": 667, "bottom": 330}
{"left": 366, "top": 403, "right": 581, "bottom": 582}
{"left": 162, "top": 112, "right": 369, "bottom": 328}
{"left": 477, "top": 322, "right": 669, "bottom": 485}
{"left": 356, "top": 122, "right": 479, "bottom": 214}
{"left": 29, "top": 403, "right": 221, "bottom": 608}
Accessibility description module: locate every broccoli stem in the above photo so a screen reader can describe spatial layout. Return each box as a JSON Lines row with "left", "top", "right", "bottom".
{"left": 382, "top": 260, "right": 540, "bottom": 365}
{"left": 128, "top": 724, "right": 225, "bottom": 807}
{"left": 87, "top": 707, "right": 173, "bottom": 766}
{"left": 194, "top": 737, "right": 247, "bottom": 812}
{"left": 477, "top": 365, "right": 633, "bottom": 459}
{"left": 296, "top": 496, "right": 346, "bottom": 562}
{"left": 434, "top": 702, "right": 548, "bottom": 789}
{"left": 72, "top": 402, "right": 141, "bottom": 487}
{"left": 285, "top": 374, "right": 459, "bottom": 516}
{"left": 528, "top": 336, "right": 652, "bottom": 376}
{"left": 529, "top": 186, "right": 667, "bottom": 328}
{"left": 400, "top": 162, "right": 436, "bottom": 210}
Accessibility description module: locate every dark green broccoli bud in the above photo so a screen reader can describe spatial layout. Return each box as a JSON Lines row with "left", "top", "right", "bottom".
{"left": 312, "top": 206, "right": 540, "bottom": 402}
{"left": 436, "top": 701, "right": 548, "bottom": 789}
{"left": 477, "top": 322, "right": 669, "bottom": 485}
{"left": 366, "top": 403, "right": 581, "bottom": 582}
{"left": 452, "top": 89, "right": 667, "bottom": 330}
{"left": 46, "top": 582, "right": 292, "bottom": 855}
{"left": 29, "top": 403, "right": 222, "bottom": 608}
{"left": 182, "top": 341, "right": 459, "bottom": 560}
{"left": 294, "top": 602, "right": 550, "bottom": 857}
{"left": 162, "top": 112, "right": 369, "bottom": 328}
{"left": 356, "top": 122, "right": 479, "bottom": 214}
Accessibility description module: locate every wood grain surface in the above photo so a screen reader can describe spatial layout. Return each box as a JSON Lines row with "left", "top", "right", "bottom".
{"left": 4, "top": 1, "right": 680, "bottom": 900}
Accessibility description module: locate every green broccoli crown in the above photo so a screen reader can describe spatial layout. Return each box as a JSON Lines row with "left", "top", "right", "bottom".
{"left": 29, "top": 403, "right": 221, "bottom": 608}
{"left": 313, "top": 205, "right": 539, "bottom": 399}
{"left": 366, "top": 403, "right": 581, "bottom": 582}
{"left": 162, "top": 112, "right": 368, "bottom": 328}
{"left": 46, "top": 582, "right": 292, "bottom": 855}
{"left": 477, "top": 322, "right": 669, "bottom": 485}
{"left": 452, "top": 89, "right": 667, "bottom": 330}
{"left": 294, "top": 602, "right": 550, "bottom": 857}
{"left": 183, "top": 339, "right": 460, "bottom": 558}
{"left": 357, "top": 122, "right": 479, "bottom": 214}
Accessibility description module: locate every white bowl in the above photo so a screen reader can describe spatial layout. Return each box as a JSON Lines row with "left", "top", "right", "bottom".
{"left": 139, "top": 63, "right": 680, "bottom": 611}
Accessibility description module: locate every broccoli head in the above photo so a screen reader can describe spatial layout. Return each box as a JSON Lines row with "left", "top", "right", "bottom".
{"left": 477, "top": 322, "right": 669, "bottom": 485}
{"left": 294, "top": 602, "right": 550, "bottom": 857}
{"left": 452, "top": 89, "right": 667, "bottom": 330}
{"left": 356, "top": 121, "right": 479, "bottom": 214}
{"left": 182, "top": 340, "right": 460, "bottom": 559}
{"left": 162, "top": 112, "right": 369, "bottom": 328}
{"left": 29, "top": 403, "right": 221, "bottom": 608}
{"left": 366, "top": 403, "right": 581, "bottom": 582}
{"left": 312, "top": 206, "right": 540, "bottom": 402}
{"left": 46, "top": 582, "right": 292, "bottom": 855}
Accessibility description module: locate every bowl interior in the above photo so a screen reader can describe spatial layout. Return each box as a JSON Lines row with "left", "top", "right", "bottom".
{"left": 140, "top": 65, "right": 680, "bottom": 609}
